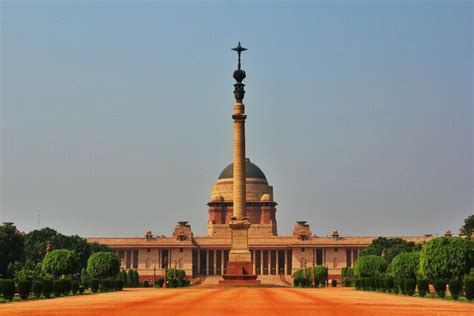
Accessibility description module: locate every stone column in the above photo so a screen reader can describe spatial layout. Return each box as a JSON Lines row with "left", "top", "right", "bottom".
{"left": 233, "top": 101, "right": 246, "bottom": 220}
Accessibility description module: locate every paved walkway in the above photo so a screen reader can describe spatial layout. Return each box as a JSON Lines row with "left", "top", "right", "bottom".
{"left": 1, "top": 287, "right": 474, "bottom": 315}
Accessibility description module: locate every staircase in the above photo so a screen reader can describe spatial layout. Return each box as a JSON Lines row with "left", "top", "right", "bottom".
{"left": 193, "top": 274, "right": 291, "bottom": 287}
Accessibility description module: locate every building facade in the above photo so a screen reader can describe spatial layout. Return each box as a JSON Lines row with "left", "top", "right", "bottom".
{"left": 87, "top": 45, "right": 436, "bottom": 283}
{"left": 87, "top": 159, "right": 434, "bottom": 282}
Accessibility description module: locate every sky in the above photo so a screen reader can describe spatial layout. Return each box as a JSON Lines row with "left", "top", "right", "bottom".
{"left": 0, "top": 1, "right": 472, "bottom": 238}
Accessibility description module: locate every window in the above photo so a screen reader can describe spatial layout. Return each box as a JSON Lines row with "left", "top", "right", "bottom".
{"left": 180, "top": 248, "right": 184, "bottom": 253}
{"left": 334, "top": 248, "right": 338, "bottom": 252}
{"left": 316, "top": 249, "right": 324, "bottom": 265}
{"left": 147, "top": 248, "right": 151, "bottom": 253}
{"left": 301, "top": 248, "right": 305, "bottom": 252}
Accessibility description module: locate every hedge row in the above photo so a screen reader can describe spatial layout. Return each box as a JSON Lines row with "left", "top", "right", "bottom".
{"left": 355, "top": 277, "right": 474, "bottom": 300}
{"left": 0, "top": 278, "right": 124, "bottom": 302}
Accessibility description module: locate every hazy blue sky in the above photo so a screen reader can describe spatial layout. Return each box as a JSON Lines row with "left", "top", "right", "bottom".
{"left": 1, "top": 1, "right": 472, "bottom": 238}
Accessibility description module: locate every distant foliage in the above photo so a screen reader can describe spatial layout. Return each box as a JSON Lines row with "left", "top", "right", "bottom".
{"left": 387, "top": 252, "right": 420, "bottom": 283}
{"left": 418, "top": 237, "right": 474, "bottom": 280}
{"left": 0, "top": 223, "right": 25, "bottom": 277}
{"left": 461, "top": 214, "right": 474, "bottom": 238}
{"left": 360, "top": 237, "right": 420, "bottom": 263}
{"left": 86, "top": 252, "right": 120, "bottom": 279}
{"left": 42, "top": 249, "right": 77, "bottom": 278}
{"left": 353, "top": 255, "right": 387, "bottom": 278}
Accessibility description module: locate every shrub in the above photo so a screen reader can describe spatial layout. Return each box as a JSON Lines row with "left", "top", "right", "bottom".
{"left": 78, "top": 285, "right": 85, "bottom": 294}
{"left": 53, "top": 280, "right": 62, "bottom": 297}
{"left": 100, "top": 278, "right": 115, "bottom": 292}
{"left": 417, "top": 279, "right": 429, "bottom": 297}
{"left": 143, "top": 280, "right": 149, "bottom": 288}
{"left": 42, "top": 249, "right": 77, "bottom": 278}
{"left": 32, "top": 281, "right": 43, "bottom": 298}
{"left": 127, "top": 269, "right": 134, "bottom": 287}
{"left": 71, "top": 280, "right": 79, "bottom": 295}
{"left": 418, "top": 237, "right": 474, "bottom": 280}
{"left": 354, "top": 255, "right": 387, "bottom": 279}
{"left": 369, "top": 278, "right": 376, "bottom": 291}
{"left": 343, "top": 279, "right": 351, "bottom": 287}
{"left": 91, "top": 279, "right": 99, "bottom": 293}
{"left": 155, "top": 278, "right": 164, "bottom": 288}
{"left": 465, "top": 277, "right": 474, "bottom": 301}
{"left": 448, "top": 279, "right": 461, "bottom": 300}
{"left": 387, "top": 252, "right": 420, "bottom": 285}
{"left": 404, "top": 279, "right": 416, "bottom": 296}
{"left": 433, "top": 280, "right": 447, "bottom": 298}
{"left": 393, "top": 282, "right": 399, "bottom": 294}
{"left": 355, "top": 279, "right": 361, "bottom": 290}
{"left": 399, "top": 279, "right": 406, "bottom": 295}
{"left": 120, "top": 270, "right": 128, "bottom": 287}
{"left": 115, "top": 279, "right": 124, "bottom": 291}
{"left": 384, "top": 276, "right": 394, "bottom": 293}
{"left": 2, "top": 279, "right": 15, "bottom": 301}
{"left": 133, "top": 270, "right": 140, "bottom": 287}
{"left": 331, "top": 279, "right": 337, "bottom": 287}
{"left": 18, "top": 280, "right": 32, "bottom": 300}
{"left": 168, "top": 278, "right": 178, "bottom": 288}
{"left": 42, "top": 279, "right": 53, "bottom": 298}
{"left": 87, "top": 252, "right": 120, "bottom": 279}
{"left": 62, "top": 279, "right": 72, "bottom": 295}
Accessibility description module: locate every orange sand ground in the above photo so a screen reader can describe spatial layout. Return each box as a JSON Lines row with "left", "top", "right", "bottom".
{"left": 1, "top": 287, "right": 474, "bottom": 316}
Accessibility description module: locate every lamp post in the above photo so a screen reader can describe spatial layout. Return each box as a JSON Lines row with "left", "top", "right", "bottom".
{"left": 312, "top": 254, "right": 316, "bottom": 288}
{"left": 174, "top": 260, "right": 177, "bottom": 279}
{"left": 153, "top": 265, "right": 156, "bottom": 286}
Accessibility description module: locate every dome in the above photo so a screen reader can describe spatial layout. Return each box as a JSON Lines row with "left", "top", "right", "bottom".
{"left": 260, "top": 193, "right": 272, "bottom": 201}
{"left": 218, "top": 158, "right": 267, "bottom": 181}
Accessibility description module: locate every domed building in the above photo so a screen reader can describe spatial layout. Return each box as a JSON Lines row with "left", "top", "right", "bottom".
{"left": 208, "top": 158, "right": 278, "bottom": 236}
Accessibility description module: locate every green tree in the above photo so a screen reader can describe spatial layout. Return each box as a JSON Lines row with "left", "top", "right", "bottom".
{"left": 0, "top": 223, "right": 25, "bottom": 276}
{"left": 418, "top": 237, "right": 474, "bottom": 280}
{"left": 42, "top": 249, "right": 77, "bottom": 278}
{"left": 86, "top": 252, "right": 120, "bottom": 279}
{"left": 387, "top": 252, "right": 420, "bottom": 283}
{"left": 462, "top": 214, "right": 474, "bottom": 238}
{"left": 24, "top": 227, "right": 110, "bottom": 273}
{"left": 360, "top": 237, "right": 421, "bottom": 263}
{"left": 353, "top": 255, "right": 387, "bottom": 278}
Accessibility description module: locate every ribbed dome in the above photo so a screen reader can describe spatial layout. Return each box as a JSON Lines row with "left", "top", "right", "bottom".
{"left": 218, "top": 158, "right": 267, "bottom": 181}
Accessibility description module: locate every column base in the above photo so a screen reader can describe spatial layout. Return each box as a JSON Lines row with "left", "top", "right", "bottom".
{"left": 220, "top": 262, "right": 260, "bottom": 285}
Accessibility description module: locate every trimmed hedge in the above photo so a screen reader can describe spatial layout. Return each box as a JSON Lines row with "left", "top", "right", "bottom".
{"left": 465, "top": 278, "right": 474, "bottom": 301}
{"left": 448, "top": 279, "right": 461, "bottom": 300}
{"left": 404, "top": 279, "right": 416, "bottom": 296}
{"left": 32, "top": 281, "right": 43, "bottom": 298}
{"left": 115, "top": 279, "right": 124, "bottom": 291}
{"left": 433, "top": 280, "right": 447, "bottom": 299}
{"left": 417, "top": 279, "right": 429, "bottom": 297}
{"left": 53, "top": 280, "right": 62, "bottom": 297}
{"left": 18, "top": 280, "right": 32, "bottom": 300}
{"left": 71, "top": 280, "right": 80, "bottom": 295}
{"left": 2, "top": 279, "right": 15, "bottom": 301}
{"left": 62, "top": 279, "right": 72, "bottom": 295}
{"left": 384, "top": 277, "right": 394, "bottom": 293}
{"left": 100, "top": 278, "right": 115, "bottom": 292}
{"left": 91, "top": 279, "right": 99, "bottom": 293}
{"left": 42, "top": 279, "right": 53, "bottom": 298}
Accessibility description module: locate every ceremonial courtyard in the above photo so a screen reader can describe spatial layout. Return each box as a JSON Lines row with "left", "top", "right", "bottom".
{"left": 1, "top": 287, "right": 474, "bottom": 316}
